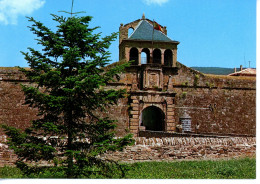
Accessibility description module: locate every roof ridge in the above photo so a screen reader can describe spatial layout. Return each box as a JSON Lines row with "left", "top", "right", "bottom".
{"left": 128, "top": 19, "right": 173, "bottom": 42}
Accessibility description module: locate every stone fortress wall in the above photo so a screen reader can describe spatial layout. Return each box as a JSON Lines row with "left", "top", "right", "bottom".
{"left": 0, "top": 135, "right": 256, "bottom": 166}
{"left": 0, "top": 64, "right": 256, "bottom": 165}
{"left": 104, "top": 62, "right": 256, "bottom": 136}
{"left": 0, "top": 65, "right": 256, "bottom": 137}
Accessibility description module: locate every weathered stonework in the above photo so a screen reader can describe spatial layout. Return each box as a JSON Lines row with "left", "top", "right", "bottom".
{"left": 102, "top": 63, "right": 255, "bottom": 137}
{"left": 102, "top": 136, "right": 256, "bottom": 162}
{"left": 0, "top": 135, "right": 255, "bottom": 166}
{"left": 0, "top": 68, "right": 38, "bottom": 133}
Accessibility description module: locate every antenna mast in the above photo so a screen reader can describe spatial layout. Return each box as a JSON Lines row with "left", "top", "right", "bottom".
{"left": 70, "top": 0, "right": 74, "bottom": 17}
{"left": 59, "top": 0, "right": 86, "bottom": 16}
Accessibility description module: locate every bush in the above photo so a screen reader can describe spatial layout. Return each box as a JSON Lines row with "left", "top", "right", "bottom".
{"left": 0, "top": 166, "right": 23, "bottom": 178}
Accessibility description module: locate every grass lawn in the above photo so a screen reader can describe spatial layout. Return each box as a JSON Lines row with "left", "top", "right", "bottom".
{"left": 126, "top": 157, "right": 256, "bottom": 179}
{"left": 0, "top": 157, "right": 256, "bottom": 179}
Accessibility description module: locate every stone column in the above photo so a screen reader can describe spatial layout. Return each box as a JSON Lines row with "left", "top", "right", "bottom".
{"left": 125, "top": 47, "right": 130, "bottom": 62}
{"left": 172, "top": 49, "right": 177, "bottom": 67}
{"left": 149, "top": 48, "right": 153, "bottom": 64}
{"left": 129, "top": 96, "right": 140, "bottom": 136}
{"left": 161, "top": 49, "right": 165, "bottom": 65}
{"left": 138, "top": 48, "right": 142, "bottom": 65}
{"left": 166, "top": 97, "right": 176, "bottom": 132}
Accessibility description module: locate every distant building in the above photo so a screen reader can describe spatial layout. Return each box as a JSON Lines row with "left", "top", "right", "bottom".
{"left": 228, "top": 65, "right": 256, "bottom": 77}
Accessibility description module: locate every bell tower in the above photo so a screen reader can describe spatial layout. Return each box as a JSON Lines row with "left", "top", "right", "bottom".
{"left": 119, "top": 15, "right": 180, "bottom": 136}
{"left": 119, "top": 14, "right": 179, "bottom": 67}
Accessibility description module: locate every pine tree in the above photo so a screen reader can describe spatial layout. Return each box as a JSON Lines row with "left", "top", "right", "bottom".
{"left": 1, "top": 14, "right": 134, "bottom": 178}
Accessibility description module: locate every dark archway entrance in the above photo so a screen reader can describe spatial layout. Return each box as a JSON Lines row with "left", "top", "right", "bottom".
{"left": 141, "top": 106, "right": 165, "bottom": 131}
{"left": 153, "top": 48, "right": 161, "bottom": 64}
{"left": 164, "top": 49, "right": 173, "bottom": 66}
{"left": 129, "top": 47, "right": 139, "bottom": 65}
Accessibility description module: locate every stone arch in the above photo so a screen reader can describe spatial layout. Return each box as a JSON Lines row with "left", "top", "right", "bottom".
{"left": 140, "top": 106, "right": 165, "bottom": 131}
{"left": 128, "top": 27, "right": 134, "bottom": 37}
{"left": 164, "top": 49, "right": 173, "bottom": 66}
{"left": 141, "top": 48, "right": 150, "bottom": 64}
{"left": 153, "top": 48, "right": 161, "bottom": 64}
{"left": 129, "top": 47, "right": 139, "bottom": 65}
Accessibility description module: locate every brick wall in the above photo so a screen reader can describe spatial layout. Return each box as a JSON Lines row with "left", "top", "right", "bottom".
{"left": 103, "top": 137, "right": 256, "bottom": 162}
{"left": 0, "top": 135, "right": 255, "bottom": 166}
{"left": 0, "top": 68, "right": 37, "bottom": 134}
{"left": 0, "top": 135, "right": 17, "bottom": 166}
{"left": 0, "top": 65, "right": 256, "bottom": 137}
{"left": 172, "top": 63, "right": 256, "bottom": 135}
{"left": 104, "top": 63, "right": 255, "bottom": 136}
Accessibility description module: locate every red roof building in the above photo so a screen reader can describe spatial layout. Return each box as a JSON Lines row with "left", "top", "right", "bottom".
{"left": 228, "top": 68, "right": 256, "bottom": 77}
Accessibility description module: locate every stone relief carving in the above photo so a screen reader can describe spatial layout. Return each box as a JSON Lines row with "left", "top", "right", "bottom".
{"left": 148, "top": 73, "right": 158, "bottom": 88}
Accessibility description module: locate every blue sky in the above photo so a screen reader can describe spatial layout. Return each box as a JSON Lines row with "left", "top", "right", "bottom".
{"left": 0, "top": 0, "right": 256, "bottom": 68}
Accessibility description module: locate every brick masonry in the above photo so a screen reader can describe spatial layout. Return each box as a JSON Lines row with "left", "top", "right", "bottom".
{"left": 103, "top": 63, "right": 256, "bottom": 136}
{"left": 103, "top": 136, "right": 256, "bottom": 162}
{"left": 0, "top": 67, "right": 255, "bottom": 165}
{"left": 0, "top": 135, "right": 256, "bottom": 166}
{"left": 0, "top": 63, "right": 256, "bottom": 137}
{"left": 0, "top": 68, "right": 38, "bottom": 133}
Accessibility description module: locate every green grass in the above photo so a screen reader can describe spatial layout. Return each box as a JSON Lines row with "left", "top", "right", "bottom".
{"left": 0, "top": 157, "right": 256, "bottom": 179}
{"left": 125, "top": 157, "right": 256, "bottom": 179}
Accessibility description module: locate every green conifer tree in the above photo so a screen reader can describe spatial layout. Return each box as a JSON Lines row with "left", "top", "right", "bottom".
{"left": 1, "top": 14, "right": 133, "bottom": 178}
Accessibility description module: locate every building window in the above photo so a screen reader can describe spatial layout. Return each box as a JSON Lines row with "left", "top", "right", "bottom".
{"left": 153, "top": 48, "right": 161, "bottom": 64}
{"left": 164, "top": 49, "right": 173, "bottom": 66}
{"left": 129, "top": 47, "right": 138, "bottom": 65}
{"left": 141, "top": 48, "right": 150, "bottom": 64}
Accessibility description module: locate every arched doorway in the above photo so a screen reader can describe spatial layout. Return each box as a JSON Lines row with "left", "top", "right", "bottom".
{"left": 141, "top": 106, "right": 165, "bottom": 131}
{"left": 129, "top": 47, "right": 138, "bottom": 65}
{"left": 164, "top": 49, "right": 173, "bottom": 66}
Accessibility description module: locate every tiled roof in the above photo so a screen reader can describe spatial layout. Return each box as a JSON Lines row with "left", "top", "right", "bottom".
{"left": 228, "top": 68, "right": 256, "bottom": 76}
{"left": 128, "top": 20, "right": 174, "bottom": 42}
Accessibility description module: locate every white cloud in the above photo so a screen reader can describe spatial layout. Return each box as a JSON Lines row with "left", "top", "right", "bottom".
{"left": 0, "top": 0, "right": 45, "bottom": 25}
{"left": 142, "top": 0, "right": 169, "bottom": 6}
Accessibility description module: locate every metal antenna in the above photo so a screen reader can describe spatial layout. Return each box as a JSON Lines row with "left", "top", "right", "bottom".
{"left": 59, "top": 0, "right": 86, "bottom": 16}
{"left": 70, "top": 0, "right": 74, "bottom": 17}
{"left": 248, "top": 61, "right": 251, "bottom": 68}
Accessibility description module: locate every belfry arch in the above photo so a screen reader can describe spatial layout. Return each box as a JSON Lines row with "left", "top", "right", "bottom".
{"left": 164, "top": 49, "right": 173, "bottom": 66}
{"left": 141, "top": 48, "right": 150, "bottom": 64}
{"left": 140, "top": 106, "right": 165, "bottom": 131}
{"left": 129, "top": 47, "right": 139, "bottom": 65}
{"left": 153, "top": 48, "right": 161, "bottom": 64}
{"left": 128, "top": 27, "right": 134, "bottom": 37}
